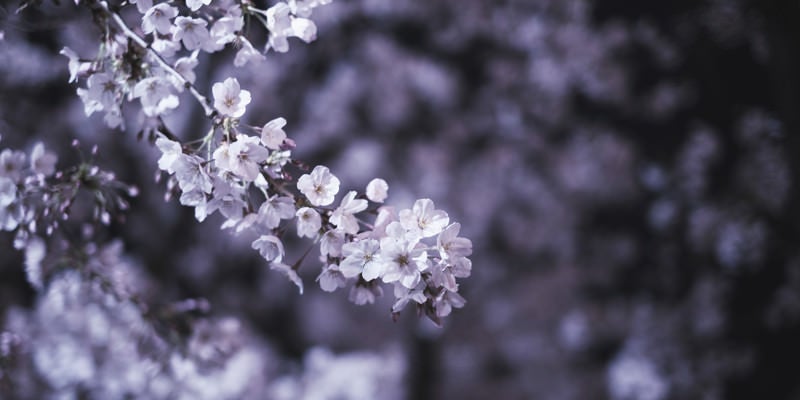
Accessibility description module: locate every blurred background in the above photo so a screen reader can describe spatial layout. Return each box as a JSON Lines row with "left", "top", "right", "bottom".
{"left": 2, "top": 0, "right": 800, "bottom": 399}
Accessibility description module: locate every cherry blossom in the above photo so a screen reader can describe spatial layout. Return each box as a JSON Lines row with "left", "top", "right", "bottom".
{"left": 365, "top": 178, "right": 388, "bottom": 203}
{"left": 329, "top": 191, "right": 368, "bottom": 235}
{"left": 297, "top": 165, "right": 340, "bottom": 206}
{"left": 295, "top": 207, "right": 321, "bottom": 238}
{"left": 212, "top": 78, "right": 251, "bottom": 118}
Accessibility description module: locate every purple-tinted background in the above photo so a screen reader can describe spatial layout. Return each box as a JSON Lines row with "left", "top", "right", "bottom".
{"left": 2, "top": 0, "right": 800, "bottom": 399}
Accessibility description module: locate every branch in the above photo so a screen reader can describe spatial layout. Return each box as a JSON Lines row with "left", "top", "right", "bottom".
{"left": 96, "top": 1, "right": 218, "bottom": 119}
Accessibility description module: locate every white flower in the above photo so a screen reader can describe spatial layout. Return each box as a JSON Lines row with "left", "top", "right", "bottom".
{"left": 432, "top": 289, "right": 466, "bottom": 318}
{"left": 234, "top": 38, "right": 265, "bottom": 67}
{"left": 317, "top": 264, "right": 346, "bottom": 292}
{"left": 265, "top": 3, "right": 292, "bottom": 52}
{"left": 295, "top": 207, "right": 321, "bottom": 238}
{"left": 271, "top": 262, "right": 303, "bottom": 294}
{"left": 30, "top": 143, "right": 56, "bottom": 177}
{"left": 339, "top": 239, "right": 381, "bottom": 280}
{"left": 330, "top": 191, "right": 367, "bottom": 235}
{"left": 399, "top": 198, "right": 449, "bottom": 239}
{"left": 211, "top": 15, "right": 244, "bottom": 49}
{"left": 213, "top": 135, "right": 269, "bottom": 181}
{"left": 130, "top": 0, "right": 153, "bottom": 13}
{"left": 173, "top": 154, "right": 213, "bottom": 193}
{"left": 84, "top": 72, "right": 119, "bottom": 111}
{"left": 212, "top": 77, "right": 251, "bottom": 118}
{"left": 430, "top": 261, "right": 458, "bottom": 292}
{"left": 206, "top": 179, "right": 246, "bottom": 221}
{"left": 366, "top": 178, "right": 388, "bottom": 203}
{"left": 391, "top": 282, "right": 427, "bottom": 313}
{"left": 266, "top": 3, "right": 292, "bottom": 35}
{"left": 179, "top": 189, "right": 209, "bottom": 222}
{"left": 297, "top": 165, "right": 339, "bottom": 206}
{"left": 349, "top": 282, "right": 383, "bottom": 305}
{"left": 261, "top": 117, "right": 287, "bottom": 150}
{"left": 437, "top": 223, "right": 472, "bottom": 261}
{"left": 0, "top": 203, "right": 20, "bottom": 231}
{"left": 132, "top": 76, "right": 179, "bottom": 117}
{"left": 0, "top": 149, "right": 26, "bottom": 182}
{"left": 59, "top": 47, "right": 90, "bottom": 83}
{"left": 379, "top": 235, "right": 428, "bottom": 289}
{"left": 257, "top": 195, "right": 295, "bottom": 229}
{"left": 142, "top": 3, "right": 178, "bottom": 35}
{"left": 290, "top": 17, "right": 317, "bottom": 43}
{"left": 171, "top": 56, "right": 198, "bottom": 89}
{"left": 0, "top": 177, "right": 16, "bottom": 207}
{"left": 152, "top": 38, "right": 180, "bottom": 58}
{"left": 320, "top": 229, "right": 345, "bottom": 257}
{"left": 288, "top": 0, "right": 331, "bottom": 18}
{"left": 172, "top": 17, "right": 211, "bottom": 51}
{"left": 25, "top": 237, "right": 45, "bottom": 290}
{"left": 155, "top": 137, "right": 182, "bottom": 173}
{"left": 252, "top": 235, "right": 284, "bottom": 263}
{"left": 186, "top": 0, "right": 212, "bottom": 12}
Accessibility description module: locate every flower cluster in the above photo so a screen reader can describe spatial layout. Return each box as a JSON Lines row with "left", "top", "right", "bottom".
{"left": 0, "top": 140, "right": 136, "bottom": 253}
{"left": 64, "top": 0, "right": 330, "bottom": 126}
{"left": 57, "top": 0, "right": 472, "bottom": 323}
{"left": 156, "top": 114, "right": 472, "bottom": 322}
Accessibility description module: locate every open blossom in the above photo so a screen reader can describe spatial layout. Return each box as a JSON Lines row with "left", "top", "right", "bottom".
{"left": 152, "top": 38, "right": 180, "bottom": 58}
{"left": 432, "top": 289, "right": 466, "bottom": 318}
{"left": 437, "top": 223, "right": 472, "bottom": 261}
{"left": 186, "top": 0, "right": 212, "bottom": 12}
{"left": 0, "top": 149, "right": 27, "bottom": 182}
{"left": 380, "top": 232, "right": 429, "bottom": 289}
{"left": 132, "top": 77, "right": 179, "bottom": 117}
{"left": 317, "top": 264, "right": 347, "bottom": 292}
{"left": 251, "top": 235, "right": 285, "bottom": 263}
{"left": 83, "top": 72, "right": 120, "bottom": 112}
{"left": 366, "top": 178, "right": 388, "bottom": 203}
{"left": 296, "top": 207, "right": 321, "bottom": 238}
{"left": 392, "top": 282, "right": 427, "bottom": 313}
{"left": 289, "top": 0, "right": 332, "bottom": 18}
{"left": 207, "top": 179, "right": 247, "bottom": 222}
{"left": 212, "top": 78, "right": 251, "bottom": 118}
{"left": 330, "top": 191, "right": 368, "bottom": 235}
{"left": 399, "top": 198, "right": 450, "bottom": 239}
{"left": 155, "top": 137, "right": 182, "bottom": 173}
{"left": 172, "top": 17, "right": 211, "bottom": 51}
{"left": 30, "top": 143, "right": 56, "bottom": 177}
{"left": 0, "top": 177, "right": 18, "bottom": 231}
{"left": 213, "top": 135, "right": 269, "bottom": 181}
{"left": 257, "top": 195, "right": 295, "bottom": 229}
{"left": 130, "top": 0, "right": 153, "bottom": 13}
{"left": 349, "top": 281, "right": 383, "bottom": 305}
{"left": 171, "top": 56, "right": 198, "bottom": 89}
{"left": 173, "top": 154, "right": 213, "bottom": 194}
{"left": 142, "top": 3, "right": 178, "bottom": 35}
{"left": 320, "top": 229, "right": 345, "bottom": 257}
{"left": 261, "top": 117, "right": 287, "bottom": 150}
{"left": 234, "top": 38, "right": 265, "bottom": 67}
{"left": 339, "top": 239, "right": 381, "bottom": 280}
{"left": 211, "top": 14, "right": 244, "bottom": 49}
{"left": 297, "top": 165, "right": 339, "bottom": 206}
{"left": 59, "top": 47, "right": 90, "bottom": 83}
{"left": 0, "top": 177, "right": 16, "bottom": 207}
{"left": 290, "top": 17, "right": 317, "bottom": 43}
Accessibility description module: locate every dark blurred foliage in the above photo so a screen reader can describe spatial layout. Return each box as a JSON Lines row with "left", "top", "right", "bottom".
{"left": 2, "top": 0, "right": 800, "bottom": 399}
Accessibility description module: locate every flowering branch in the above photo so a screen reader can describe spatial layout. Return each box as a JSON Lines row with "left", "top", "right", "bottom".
{"left": 54, "top": 0, "right": 473, "bottom": 324}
